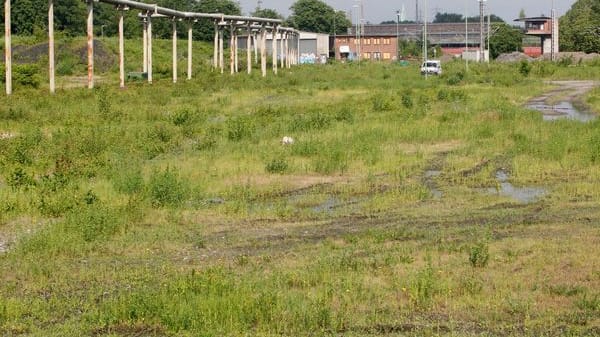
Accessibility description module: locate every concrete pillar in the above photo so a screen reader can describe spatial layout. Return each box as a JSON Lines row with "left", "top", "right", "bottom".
{"left": 280, "top": 31, "right": 285, "bottom": 69}
{"left": 143, "top": 18, "right": 148, "bottom": 73}
{"left": 213, "top": 22, "right": 218, "bottom": 69}
{"left": 247, "top": 30, "right": 252, "bottom": 74}
{"left": 260, "top": 27, "right": 267, "bottom": 77}
{"left": 118, "top": 7, "right": 125, "bottom": 88}
{"left": 253, "top": 32, "right": 258, "bottom": 64}
{"left": 219, "top": 27, "right": 224, "bottom": 74}
{"left": 187, "top": 23, "right": 192, "bottom": 80}
{"left": 172, "top": 19, "right": 177, "bottom": 83}
{"left": 229, "top": 25, "right": 235, "bottom": 75}
{"left": 48, "top": 0, "right": 55, "bottom": 93}
{"left": 234, "top": 29, "right": 239, "bottom": 73}
{"left": 285, "top": 34, "right": 290, "bottom": 69}
{"left": 147, "top": 15, "right": 153, "bottom": 83}
{"left": 272, "top": 27, "right": 278, "bottom": 75}
{"left": 4, "top": 0, "right": 11, "bottom": 95}
{"left": 87, "top": 0, "right": 94, "bottom": 89}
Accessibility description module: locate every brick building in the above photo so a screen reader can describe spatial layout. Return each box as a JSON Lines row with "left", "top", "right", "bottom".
{"left": 334, "top": 23, "right": 485, "bottom": 62}
{"left": 514, "top": 16, "right": 559, "bottom": 58}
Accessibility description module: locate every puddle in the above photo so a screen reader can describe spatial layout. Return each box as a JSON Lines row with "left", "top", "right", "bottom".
{"left": 484, "top": 170, "right": 546, "bottom": 204}
{"left": 288, "top": 194, "right": 362, "bottom": 214}
{"left": 424, "top": 170, "right": 443, "bottom": 199}
{"left": 527, "top": 101, "right": 597, "bottom": 122}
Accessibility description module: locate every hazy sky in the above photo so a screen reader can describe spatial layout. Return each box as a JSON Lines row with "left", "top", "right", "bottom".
{"left": 238, "top": 0, "right": 577, "bottom": 24}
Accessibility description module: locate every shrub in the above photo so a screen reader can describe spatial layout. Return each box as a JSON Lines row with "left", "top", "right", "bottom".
{"left": 265, "top": 157, "right": 289, "bottom": 174}
{"left": 147, "top": 168, "right": 189, "bottom": 208}
{"left": 313, "top": 142, "right": 348, "bottom": 174}
{"left": 65, "top": 204, "right": 120, "bottom": 242}
{"left": 400, "top": 90, "right": 413, "bottom": 109}
{"left": 469, "top": 242, "right": 490, "bottom": 268}
{"left": 171, "top": 109, "right": 192, "bottom": 126}
{"left": 227, "top": 116, "right": 255, "bottom": 142}
{"left": 334, "top": 107, "right": 355, "bottom": 123}
{"left": 6, "top": 167, "right": 35, "bottom": 190}
{"left": 371, "top": 94, "right": 394, "bottom": 111}
{"left": 14, "top": 64, "right": 41, "bottom": 88}
{"left": 446, "top": 70, "right": 465, "bottom": 85}
{"left": 518, "top": 60, "right": 531, "bottom": 77}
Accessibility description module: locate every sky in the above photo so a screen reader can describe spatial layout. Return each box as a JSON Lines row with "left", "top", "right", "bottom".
{"left": 237, "top": 0, "right": 577, "bottom": 24}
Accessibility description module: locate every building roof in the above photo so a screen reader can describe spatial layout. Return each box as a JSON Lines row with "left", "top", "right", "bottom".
{"left": 514, "top": 16, "right": 552, "bottom": 22}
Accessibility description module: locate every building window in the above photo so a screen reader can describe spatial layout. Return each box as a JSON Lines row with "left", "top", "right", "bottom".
{"left": 383, "top": 38, "right": 391, "bottom": 45}
{"left": 364, "top": 52, "right": 371, "bottom": 59}
{"left": 373, "top": 38, "right": 380, "bottom": 45}
{"left": 373, "top": 52, "right": 381, "bottom": 60}
{"left": 364, "top": 38, "right": 371, "bottom": 45}
{"left": 383, "top": 53, "right": 391, "bottom": 60}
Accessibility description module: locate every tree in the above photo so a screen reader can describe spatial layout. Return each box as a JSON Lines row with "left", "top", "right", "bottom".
{"left": 467, "top": 14, "right": 504, "bottom": 23}
{"left": 519, "top": 9, "right": 527, "bottom": 19}
{"left": 287, "top": 0, "right": 350, "bottom": 34}
{"left": 433, "top": 12, "right": 464, "bottom": 23}
{"left": 488, "top": 23, "right": 523, "bottom": 59}
{"left": 252, "top": 8, "right": 284, "bottom": 20}
{"left": 560, "top": 0, "right": 600, "bottom": 53}
{"left": 192, "top": 0, "right": 241, "bottom": 41}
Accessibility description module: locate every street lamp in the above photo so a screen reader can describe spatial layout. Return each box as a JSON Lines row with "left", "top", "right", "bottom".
{"left": 396, "top": 10, "right": 400, "bottom": 61}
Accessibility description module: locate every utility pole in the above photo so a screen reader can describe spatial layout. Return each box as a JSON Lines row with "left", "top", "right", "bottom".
{"left": 396, "top": 10, "right": 400, "bottom": 61}
{"left": 479, "top": 0, "right": 485, "bottom": 62}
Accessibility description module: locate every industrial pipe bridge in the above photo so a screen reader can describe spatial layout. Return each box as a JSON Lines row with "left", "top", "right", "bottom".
{"left": 2, "top": 0, "right": 301, "bottom": 95}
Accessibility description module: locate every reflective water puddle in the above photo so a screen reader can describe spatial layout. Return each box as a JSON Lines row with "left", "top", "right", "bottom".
{"left": 484, "top": 170, "right": 546, "bottom": 204}
{"left": 527, "top": 101, "right": 597, "bottom": 123}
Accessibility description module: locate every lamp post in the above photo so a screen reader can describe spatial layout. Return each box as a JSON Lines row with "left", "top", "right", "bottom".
{"left": 396, "top": 10, "right": 400, "bottom": 61}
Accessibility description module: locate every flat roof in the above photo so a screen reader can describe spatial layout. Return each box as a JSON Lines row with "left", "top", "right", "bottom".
{"left": 514, "top": 16, "right": 551, "bottom": 22}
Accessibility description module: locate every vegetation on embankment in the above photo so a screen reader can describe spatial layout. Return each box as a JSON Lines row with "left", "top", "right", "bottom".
{"left": 1, "top": 37, "right": 600, "bottom": 336}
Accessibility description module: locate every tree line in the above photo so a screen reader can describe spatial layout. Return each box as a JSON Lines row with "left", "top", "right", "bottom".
{"left": 0, "top": 0, "right": 597, "bottom": 54}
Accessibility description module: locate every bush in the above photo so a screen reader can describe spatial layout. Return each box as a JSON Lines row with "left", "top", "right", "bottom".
{"left": 13, "top": 64, "right": 41, "bottom": 88}
{"left": 371, "top": 94, "right": 394, "bottom": 111}
{"left": 147, "top": 168, "right": 189, "bottom": 208}
{"left": 65, "top": 204, "right": 120, "bottom": 242}
{"left": 519, "top": 60, "right": 531, "bottom": 77}
{"left": 227, "top": 116, "right": 255, "bottom": 142}
{"left": 469, "top": 242, "right": 490, "bottom": 268}
{"left": 400, "top": 90, "right": 413, "bottom": 109}
{"left": 6, "top": 167, "right": 35, "bottom": 190}
{"left": 265, "top": 157, "right": 289, "bottom": 174}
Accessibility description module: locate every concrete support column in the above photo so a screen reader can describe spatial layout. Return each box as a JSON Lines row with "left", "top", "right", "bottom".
{"left": 4, "top": 0, "right": 11, "bottom": 95}
{"left": 285, "top": 34, "right": 290, "bottom": 69}
{"left": 219, "top": 26, "right": 224, "bottom": 74}
{"left": 272, "top": 27, "right": 278, "bottom": 75}
{"left": 246, "top": 30, "right": 252, "bottom": 74}
{"left": 147, "top": 15, "right": 153, "bottom": 83}
{"left": 213, "top": 22, "right": 218, "bottom": 69}
{"left": 48, "top": 0, "right": 55, "bottom": 93}
{"left": 87, "top": 0, "right": 94, "bottom": 89}
{"left": 187, "top": 23, "right": 193, "bottom": 80}
{"left": 260, "top": 27, "right": 267, "bottom": 77}
{"left": 172, "top": 19, "right": 177, "bottom": 83}
{"left": 253, "top": 32, "right": 258, "bottom": 64}
{"left": 143, "top": 18, "right": 148, "bottom": 73}
{"left": 280, "top": 31, "right": 285, "bottom": 69}
{"left": 234, "top": 29, "right": 239, "bottom": 73}
{"left": 229, "top": 25, "right": 235, "bottom": 75}
{"left": 118, "top": 7, "right": 125, "bottom": 88}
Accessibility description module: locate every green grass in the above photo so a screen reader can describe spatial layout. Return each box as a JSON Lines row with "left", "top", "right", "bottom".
{"left": 1, "top": 36, "right": 600, "bottom": 336}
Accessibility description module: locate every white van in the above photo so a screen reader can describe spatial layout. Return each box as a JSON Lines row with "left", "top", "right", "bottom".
{"left": 420, "top": 60, "right": 442, "bottom": 75}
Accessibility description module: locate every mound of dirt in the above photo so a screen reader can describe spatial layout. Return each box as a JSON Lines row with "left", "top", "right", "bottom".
{"left": 76, "top": 40, "right": 116, "bottom": 72}
{"left": 541, "top": 52, "right": 600, "bottom": 63}
{"left": 496, "top": 52, "right": 533, "bottom": 63}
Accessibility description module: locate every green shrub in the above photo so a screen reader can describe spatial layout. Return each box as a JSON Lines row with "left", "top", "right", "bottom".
{"left": 265, "top": 157, "right": 289, "bottom": 174}
{"left": 371, "top": 93, "right": 394, "bottom": 111}
{"left": 313, "top": 142, "right": 348, "bottom": 174}
{"left": 469, "top": 242, "right": 490, "bottom": 268}
{"left": 400, "top": 90, "right": 413, "bottom": 109}
{"left": 13, "top": 64, "right": 41, "bottom": 88}
{"left": 227, "top": 115, "right": 255, "bottom": 142}
{"left": 170, "top": 109, "right": 192, "bottom": 126}
{"left": 519, "top": 60, "right": 531, "bottom": 77}
{"left": 334, "top": 107, "right": 355, "bottom": 123}
{"left": 6, "top": 167, "right": 35, "bottom": 190}
{"left": 147, "top": 168, "right": 189, "bottom": 208}
{"left": 65, "top": 204, "right": 120, "bottom": 242}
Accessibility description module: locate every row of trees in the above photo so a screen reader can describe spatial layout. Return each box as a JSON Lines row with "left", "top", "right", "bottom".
{"left": 0, "top": 0, "right": 351, "bottom": 40}
{"left": 1, "top": 0, "right": 597, "bottom": 54}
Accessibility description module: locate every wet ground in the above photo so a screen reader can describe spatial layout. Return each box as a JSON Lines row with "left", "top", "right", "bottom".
{"left": 483, "top": 170, "right": 546, "bottom": 204}
{"left": 526, "top": 81, "right": 599, "bottom": 122}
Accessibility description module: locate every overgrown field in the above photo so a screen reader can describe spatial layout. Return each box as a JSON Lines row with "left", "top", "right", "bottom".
{"left": 1, "top": 37, "right": 600, "bottom": 336}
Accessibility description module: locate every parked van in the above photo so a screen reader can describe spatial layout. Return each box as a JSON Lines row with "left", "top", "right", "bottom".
{"left": 420, "top": 60, "right": 442, "bottom": 75}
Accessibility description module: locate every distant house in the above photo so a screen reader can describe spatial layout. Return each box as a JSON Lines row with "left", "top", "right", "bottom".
{"left": 333, "top": 23, "right": 486, "bottom": 62}
{"left": 514, "top": 16, "right": 559, "bottom": 57}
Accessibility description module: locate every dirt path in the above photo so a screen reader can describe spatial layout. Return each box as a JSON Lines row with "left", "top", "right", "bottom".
{"left": 527, "top": 80, "right": 599, "bottom": 122}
